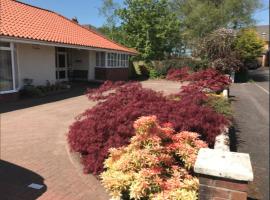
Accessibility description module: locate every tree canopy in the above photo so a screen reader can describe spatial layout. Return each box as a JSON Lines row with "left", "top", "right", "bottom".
{"left": 171, "top": 0, "right": 261, "bottom": 42}
{"left": 234, "top": 28, "right": 265, "bottom": 62}
{"left": 97, "top": 0, "right": 262, "bottom": 60}
{"left": 117, "top": 0, "right": 181, "bottom": 60}
{"left": 98, "top": 0, "right": 120, "bottom": 28}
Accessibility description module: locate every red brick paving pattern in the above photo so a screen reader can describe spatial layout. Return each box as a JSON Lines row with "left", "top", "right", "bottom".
{"left": 0, "top": 95, "right": 108, "bottom": 200}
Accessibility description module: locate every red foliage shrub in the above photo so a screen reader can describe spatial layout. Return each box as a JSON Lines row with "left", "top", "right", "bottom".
{"left": 185, "top": 68, "right": 231, "bottom": 92}
{"left": 87, "top": 80, "right": 126, "bottom": 101}
{"left": 179, "top": 84, "right": 208, "bottom": 105}
{"left": 166, "top": 67, "right": 191, "bottom": 81}
{"left": 68, "top": 81, "right": 229, "bottom": 175}
{"left": 166, "top": 68, "right": 231, "bottom": 92}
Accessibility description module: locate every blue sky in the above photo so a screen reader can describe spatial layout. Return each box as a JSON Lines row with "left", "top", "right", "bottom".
{"left": 20, "top": 0, "right": 269, "bottom": 27}
{"left": 253, "top": 0, "right": 269, "bottom": 25}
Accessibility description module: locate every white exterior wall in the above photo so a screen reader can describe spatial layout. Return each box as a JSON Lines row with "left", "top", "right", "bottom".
{"left": 88, "top": 51, "right": 96, "bottom": 80}
{"left": 17, "top": 43, "right": 56, "bottom": 87}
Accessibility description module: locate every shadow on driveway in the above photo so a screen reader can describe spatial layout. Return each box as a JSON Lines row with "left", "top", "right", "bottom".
{"left": 0, "top": 160, "right": 47, "bottom": 200}
{"left": 0, "top": 81, "right": 101, "bottom": 114}
{"left": 229, "top": 121, "right": 246, "bottom": 152}
{"left": 228, "top": 95, "right": 246, "bottom": 152}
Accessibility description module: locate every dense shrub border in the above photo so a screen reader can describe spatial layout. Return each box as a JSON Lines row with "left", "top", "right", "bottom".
{"left": 132, "top": 58, "right": 208, "bottom": 79}
{"left": 20, "top": 79, "right": 70, "bottom": 98}
{"left": 68, "top": 69, "right": 231, "bottom": 175}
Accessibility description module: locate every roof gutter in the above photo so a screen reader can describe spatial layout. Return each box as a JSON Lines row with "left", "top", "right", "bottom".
{"left": 0, "top": 36, "right": 138, "bottom": 55}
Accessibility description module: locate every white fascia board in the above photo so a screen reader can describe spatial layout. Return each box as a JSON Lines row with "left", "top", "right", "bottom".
{"left": 0, "top": 36, "right": 137, "bottom": 55}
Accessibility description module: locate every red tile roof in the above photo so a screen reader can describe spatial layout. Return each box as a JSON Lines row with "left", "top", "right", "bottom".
{"left": 0, "top": 0, "right": 137, "bottom": 54}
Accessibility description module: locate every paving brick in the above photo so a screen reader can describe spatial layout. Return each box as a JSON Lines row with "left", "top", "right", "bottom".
{"left": 231, "top": 191, "right": 247, "bottom": 200}
{"left": 198, "top": 174, "right": 248, "bottom": 192}
{"left": 212, "top": 197, "right": 228, "bottom": 200}
{"left": 199, "top": 184, "right": 230, "bottom": 199}
{"left": 198, "top": 175, "right": 215, "bottom": 185}
{"left": 214, "top": 179, "right": 248, "bottom": 192}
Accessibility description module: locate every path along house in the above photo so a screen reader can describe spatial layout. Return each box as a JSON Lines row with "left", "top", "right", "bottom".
{"left": 0, "top": 0, "right": 137, "bottom": 99}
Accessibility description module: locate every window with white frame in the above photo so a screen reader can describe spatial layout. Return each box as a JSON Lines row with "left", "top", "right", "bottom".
{"left": 96, "top": 52, "right": 105, "bottom": 67}
{"left": 0, "top": 42, "right": 17, "bottom": 93}
{"left": 104, "top": 52, "right": 129, "bottom": 67}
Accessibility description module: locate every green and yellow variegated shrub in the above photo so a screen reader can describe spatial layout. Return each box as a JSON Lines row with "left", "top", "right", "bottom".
{"left": 101, "top": 116, "right": 207, "bottom": 200}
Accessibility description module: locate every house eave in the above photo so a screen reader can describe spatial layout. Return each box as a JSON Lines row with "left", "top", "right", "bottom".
{"left": 0, "top": 35, "right": 137, "bottom": 55}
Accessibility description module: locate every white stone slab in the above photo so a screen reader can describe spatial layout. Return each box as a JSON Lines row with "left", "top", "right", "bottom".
{"left": 194, "top": 148, "right": 253, "bottom": 181}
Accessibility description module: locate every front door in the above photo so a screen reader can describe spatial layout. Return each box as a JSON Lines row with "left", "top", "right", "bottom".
{"left": 56, "top": 52, "right": 68, "bottom": 81}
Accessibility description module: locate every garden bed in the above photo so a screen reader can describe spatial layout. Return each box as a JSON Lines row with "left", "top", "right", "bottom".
{"left": 20, "top": 82, "right": 71, "bottom": 98}
{"left": 67, "top": 68, "right": 233, "bottom": 199}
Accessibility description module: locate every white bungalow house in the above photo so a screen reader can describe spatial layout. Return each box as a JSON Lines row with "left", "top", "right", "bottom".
{"left": 0, "top": 0, "right": 137, "bottom": 98}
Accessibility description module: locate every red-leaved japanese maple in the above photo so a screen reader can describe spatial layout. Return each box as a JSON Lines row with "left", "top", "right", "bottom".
{"left": 166, "top": 68, "right": 231, "bottom": 92}
{"left": 166, "top": 67, "right": 191, "bottom": 81}
{"left": 68, "top": 81, "right": 229, "bottom": 175}
{"left": 185, "top": 68, "right": 231, "bottom": 92}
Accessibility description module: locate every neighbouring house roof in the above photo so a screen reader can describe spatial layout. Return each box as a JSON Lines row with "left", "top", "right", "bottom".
{"left": 255, "top": 25, "right": 269, "bottom": 42}
{"left": 0, "top": 0, "right": 137, "bottom": 54}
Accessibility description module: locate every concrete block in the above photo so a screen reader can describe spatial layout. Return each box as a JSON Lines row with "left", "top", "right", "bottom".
{"left": 230, "top": 72, "right": 235, "bottom": 83}
{"left": 194, "top": 148, "right": 253, "bottom": 181}
{"left": 222, "top": 89, "right": 229, "bottom": 98}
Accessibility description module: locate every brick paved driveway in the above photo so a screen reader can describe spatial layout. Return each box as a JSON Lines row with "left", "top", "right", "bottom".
{"left": 0, "top": 80, "right": 182, "bottom": 200}
{"left": 0, "top": 95, "right": 109, "bottom": 200}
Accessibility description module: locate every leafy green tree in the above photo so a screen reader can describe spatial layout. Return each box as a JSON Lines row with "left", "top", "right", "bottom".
{"left": 99, "top": 0, "right": 119, "bottom": 28}
{"left": 171, "top": 0, "right": 261, "bottom": 42}
{"left": 117, "top": 0, "right": 181, "bottom": 60}
{"left": 97, "top": 26, "right": 128, "bottom": 46}
{"left": 98, "top": 0, "right": 124, "bottom": 43}
{"left": 234, "top": 28, "right": 264, "bottom": 62}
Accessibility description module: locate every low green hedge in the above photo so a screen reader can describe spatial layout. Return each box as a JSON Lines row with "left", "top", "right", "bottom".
{"left": 20, "top": 83, "right": 70, "bottom": 97}
{"left": 132, "top": 58, "right": 209, "bottom": 79}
